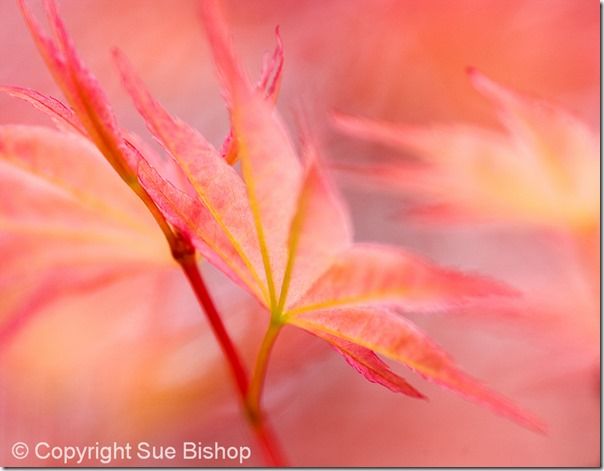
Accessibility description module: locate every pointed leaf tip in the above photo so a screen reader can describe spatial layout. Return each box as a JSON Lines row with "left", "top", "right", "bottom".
{"left": 18, "top": 0, "right": 140, "bottom": 183}
{"left": 200, "top": 0, "right": 304, "bottom": 309}
{"left": 313, "top": 330, "right": 427, "bottom": 399}
{"left": 0, "top": 86, "right": 86, "bottom": 135}
{"left": 291, "top": 306, "right": 545, "bottom": 433}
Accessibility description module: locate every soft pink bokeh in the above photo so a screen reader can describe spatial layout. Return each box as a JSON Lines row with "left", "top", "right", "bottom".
{"left": 0, "top": 0, "right": 599, "bottom": 466}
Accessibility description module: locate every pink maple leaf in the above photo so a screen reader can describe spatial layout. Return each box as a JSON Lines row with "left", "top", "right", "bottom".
{"left": 116, "top": 0, "right": 544, "bottom": 433}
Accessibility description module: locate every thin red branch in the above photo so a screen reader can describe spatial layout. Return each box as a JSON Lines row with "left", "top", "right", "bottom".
{"left": 178, "top": 253, "right": 249, "bottom": 397}
{"left": 178, "top": 253, "right": 286, "bottom": 467}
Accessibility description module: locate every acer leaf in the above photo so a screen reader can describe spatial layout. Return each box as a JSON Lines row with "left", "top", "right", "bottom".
{"left": 290, "top": 306, "right": 545, "bottom": 433}
{"left": 334, "top": 71, "right": 598, "bottom": 231}
{"left": 127, "top": 0, "right": 351, "bottom": 317}
{"left": 468, "top": 68, "right": 597, "bottom": 179}
{"left": 9, "top": 6, "right": 287, "bottom": 461}
{"left": 0, "top": 125, "right": 169, "bottom": 345}
{"left": 118, "top": 0, "right": 541, "bottom": 433}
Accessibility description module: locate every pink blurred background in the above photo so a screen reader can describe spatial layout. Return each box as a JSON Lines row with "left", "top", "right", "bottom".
{"left": 0, "top": 0, "right": 599, "bottom": 466}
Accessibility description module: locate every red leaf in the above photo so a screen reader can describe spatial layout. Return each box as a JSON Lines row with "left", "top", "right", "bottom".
{"left": 201, "top": 0, "right": 303, "bottom": 309}
{"left": 291, "top": 306, "right": 545, "bottom": 433}
{"left": 18, "top": 0, "right": 139, "bottom": 181}
{"left": 107, "top": 2, "right": 544, "bottom": 434}
{"left": 221, "top": 26, "right": 284, "bottom": 164}
{"left": 311, "top": 329, "right": 426, "bottom": 399}
{"left": 115, "top": 49, "right": 268, "bottom": 303}
{"left": 0, "top": 125, "right": 156, "bottom": 236}
{"left": 137, "top": 160, "right": 266, "bottom": 303}
{"left": 288, "top": 244, "right": 516, "bottom": 316}
{"left": 0, "top": 125, "right": 170, "bottom": 345}
{"left": 0, "top": 86, "right": 85, "bottom": 135}
{"left": 334, "top": 71, "right": 598, "bottom": 230}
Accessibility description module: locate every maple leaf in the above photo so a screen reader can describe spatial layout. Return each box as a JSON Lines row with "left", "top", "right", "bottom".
{"left": 333, "top": 69, "right": 599, "bottom": 234}
{"left": 2, "top": 2, "right": 289, "bottom": 464}
{"left": 0, "top": 124, "right": 170, "bottom": 346}
{"left": 1, "top": 0, "right": 285, "bottom": 276}
{"left": 333, "top": 69, "right": 600, "bottom": 327}
{"left": 0, "top": 0, "right": 187, "bottom": 350}
{"left": 3, "top": 0, "right": 283, "bottom": 189}
{"left": 113, "top": 0, "right": 543, "bottom": 432}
